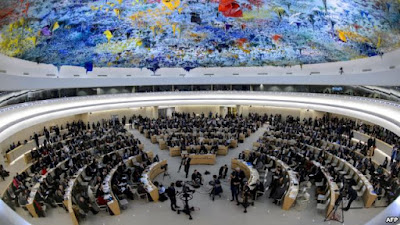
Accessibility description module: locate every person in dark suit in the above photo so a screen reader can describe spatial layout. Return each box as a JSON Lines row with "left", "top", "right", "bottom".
{"left": 178, "top": 155, "right": 186, "bottom": 173}
{"left": 167, "top": 182, "right": 179, "bottom": 211}
{"left": 230, "top": 170, "right": 241, "bottom": 204}
{"left": 344, "top": 185, "right": 358, "bottom": 211}
{"left": 34, "top": 132, "right": 39, "bottom": 147}
{"left": 219, "top": 164, "right": 228, "bottom": 179}
{"left": 272, "top": 180, "right": 286, "bottom": 204}
{"left": 184, "top": 157, "right": 191, "bottom": 178}
{"left": 77, "top": 196, "right": 99, "bottom": 215}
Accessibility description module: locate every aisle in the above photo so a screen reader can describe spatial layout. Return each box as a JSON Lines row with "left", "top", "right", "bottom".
{"left": 128, "top": 124, "right": 269, "bottom": 179}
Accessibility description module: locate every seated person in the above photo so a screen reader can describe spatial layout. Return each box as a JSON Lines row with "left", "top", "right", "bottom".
{"left": 95, "top": 184, "right": 107, "bottom": 206}
{"left": 54, "top": 185, "right": 65, "bottom": 205}
{"left": 271, "top": 179, "right": 286, "bottom": 204}
{"left": 200, "top": 145, "right": 207, "bottom": 154}
{"left": 191, "top": 170, "right": 203, "bottom": 186}
{"left": 158, "top": 184, "right": 168, "bottom": 202}
{"left": 77, "top": 196, "right": 99, "bottom": 215}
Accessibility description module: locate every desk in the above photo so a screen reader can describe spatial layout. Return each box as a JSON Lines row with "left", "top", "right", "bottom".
{"left": 150, "top": 135, "right": 158, "bottom": 144}
{"left": 25, "top": 158, "right": 69, "bottom": 217}
{"left": 169, "top": 146, "right": 181, "bottom": 157}
{"left": 305, "top": 143, "right": 377, "bottom": 208}
{"left": 353, "top": 130, "right": 393, "bottom": 157}
{"left": 231, "top": 158, "right": 259, "bottom": 188}
{"left": 6, "top": 129, "right": 69, "bottom": 164}
{"left": 64, "top": 166, "right": 86, "bottom": 225}
{"left": 336, "top": 157, "right": 377, "bottom": 208}
{"left": 103, "top": 164, "right": 121, "bottom": 216}
{"left": 268, "top": 156, "right": 299, "bottom": 210}
{"left": 229, "top": 139, "right": 238, "bottom": 148}
{"left": 217, "top": 145, "right": 228, "bottom": 155}
{"left": 159, "top": 140, "right": 167, "bottom": 150}
{"left": 239, "top": 133, "right": 245, "bottom": 142}
{"left": 186, "top": 154, "right": 216, "bottom": 165}
{"left": 141, "top": 160, "right": 167, "bottom": 202}
{"left": 313, "top": 161, "right": 339, "bottom": 217}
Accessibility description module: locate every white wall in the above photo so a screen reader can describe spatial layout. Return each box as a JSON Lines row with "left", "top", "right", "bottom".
{"left": 174, "top": 105, "right": 220, "bottom": 116}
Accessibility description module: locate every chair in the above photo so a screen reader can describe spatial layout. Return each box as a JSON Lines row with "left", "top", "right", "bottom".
{"left": 339, "top": 166, "right": 350, "bottom": 176}
{"left": 344, "top": 170, "right": 355, "bottom": 180}
{"left": 133, "top": 189, "right": 149, "bottom": 202}
{"left": 315, "top": 178, "right": 325, "bottom": 187}
{"left": 334, "top": 162, "right": 344, "bottom": 173}
{"left": 331, "top": 158, "right": 339, "bottom": 167}
{"left": 317, "top": 189, "right": 330, "bottom": 202}
{"left": 352, "top": 180, "right": 363, "bottom": 191}
{"left": 94, "top": 200, "right": 108, "bottom": 212}
{"left": 295, "top": 192, "right": 310, "bottom": 211}
{"left": 265, "top": 160, "right": 274, "bottom": 169}
{"left": 325, "top": 155, "right": 333, "bottom": 164}
{"left": 77, "top": 176, "right": 89, "bottom": 187}
{"left": 275, "top": 190, "right": 287, "bottom": 206}
{"left": 317, "top": 198, "right": 330, "bottom": 211}
{"left": 356, "top": 186, "right": 366, "bottom": 200}
{"left": 115, "top": 195, "right": 129, "bottom": 210}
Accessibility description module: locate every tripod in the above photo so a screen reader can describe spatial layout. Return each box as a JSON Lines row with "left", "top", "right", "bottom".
{"left": 324, "top": 197, "right": 344, "bottom": 223}
{"left": 177, "top": 184, "right": 196, "bottom": 220}
{"left": 239, "top": 187, "right": 254, "bottom": 213}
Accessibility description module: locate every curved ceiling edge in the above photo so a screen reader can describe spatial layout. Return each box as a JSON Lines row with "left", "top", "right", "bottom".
{"left": 0, "top": 92, "right": 399, "bottom": 150}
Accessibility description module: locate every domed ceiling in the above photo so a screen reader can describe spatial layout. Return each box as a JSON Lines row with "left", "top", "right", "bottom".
{"left": 0, "top": 0, "right": 399, "bottom": 71}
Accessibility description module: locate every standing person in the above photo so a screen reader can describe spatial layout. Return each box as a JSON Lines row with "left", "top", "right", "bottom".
{"left": 184, "top": 156, "right": 191, "bottom": 179}
{"left": 230, "top": 170, "right": 240, "bottom": 204}
{"left": 219, "top": 164, "right": 228, "bottom": 179}
{"left": 390, "top": 146, "right": 398, "bottom": 165}
{"left": 167, "top": 182, "right": 179, "bottom": 211}
{"left": 344, "top": 185, "right": 357, "bottom": 211}
{"left": 34, "top": 132, "right": 39, "bottom": 147}
{"left": 210, "top": 175, "right": 223, "bottom": 201}
{"left": 129, "top": 118, "right": 133, "bottom": 129}
{"left": 178, "top": 155, "right": 186, "bottom": 173}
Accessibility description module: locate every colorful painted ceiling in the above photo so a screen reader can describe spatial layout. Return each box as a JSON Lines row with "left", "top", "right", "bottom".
{"left": 0, "top": 0, "right": 400, "bottom": 71}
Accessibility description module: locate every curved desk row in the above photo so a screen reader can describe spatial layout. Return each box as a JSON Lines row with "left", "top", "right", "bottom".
{"left": 63, "top": 150, "right": 153, "bottom": 225}
{"left": 312, "top": 160, "right": 339, "bottom": 218}
{"left": 22, "top": 128, "right": 125, "bottom": 165}
{"left": 141, "top": 160, "right": 167, "bottom": 202}
{"left": 6, "top": 129, "right": 69, "bottom": 164}
{"left": 230, "top": 158, "right": 259, "bottom": 188}
{"left": 266, "top": 155, "right": 299, "bottom": 210}
{"left": 352, "top": 130, "right": 393, "bottom": 157}
{"left": 64, "top": 166, "right": 86, "bottom": 225}
{"left": 305, "top": 144, "right": 377, "bottom": 208}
